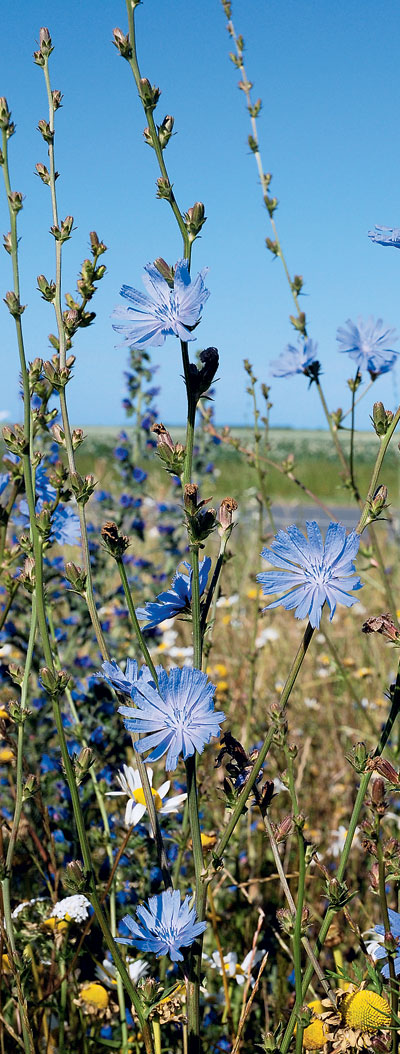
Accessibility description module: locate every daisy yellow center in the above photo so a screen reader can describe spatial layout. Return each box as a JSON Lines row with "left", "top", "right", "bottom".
{"left": 133, "top": 787, "right": 163, "bottom": 811}
{"left": 81, "top": 982, "right": 109, "bottom": 1009}
{"left": 341, "top": 990, "right": 391, "bottom": 1031}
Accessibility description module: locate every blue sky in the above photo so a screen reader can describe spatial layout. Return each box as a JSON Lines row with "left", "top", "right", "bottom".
{"left": 1, "top": 0, "right": 400, "bottom": 430}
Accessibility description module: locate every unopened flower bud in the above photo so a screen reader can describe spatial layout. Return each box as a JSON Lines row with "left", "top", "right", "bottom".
{"left": 3, "top": 232, "right": 12, "bottom": 254}
{"left": 218, "top": 497, "right": 238, "bottom": 537}
{"left": 69, "top": 472, "right": 96, "bottom": 505}
{"left": 22, "top": 774, "right": 39, "bottom": 801}
{"left": 112, "top": 27, "right": 132, "bottom": 59}
{"left": 8, "top": 665, "right": 24, "bottom": 686}
{"left": 156, "top": 176, "right": 173, "bottom": 201}
{"left": 40, "top": 666, "right": 70, "bottom": 696}
{"left": 139, "top": 78, "right": 161, "bottom": 112}
{"left": 65, "top": 562, "right": 87, "bottom": 593}
{"left": 184, "top": 201, "right": 207, "bottom": 241}
{"left": 289, "top": 312, "right": 306, "bottom": 334}
{"left": 39, "top": 27, "right": 53, "bottom": 57}
{"left": 158, "top": 114, "right": 174, "bottom": 150}
{"left": 90, "top": 231, "right": 107, "bottom": 256}
{"left": 74, "top": 746, "right": 93, "bottom": 785}
{"left": 274, "top": 814, "right": 294, "bottom": 843}
{"left": 38, "top": 119, "right": 53, "bottom": 143}
{"left": 9, "top": 191, "right": 23, "bottom": 213}
{"left": 4, "top": 291, "right": 25, "bottom": 318}
{"left": 0, "top": 98, "right": 11, "bottom": 130}
{"left": 65, "top": 859, "right": 87, "bottom": 892}
{"left": 37, "top": 274, "right": 56, "bottom": 301}
{"left": 369, "top": 484, "right": 388, "bottom": 520}
{"left": 52, "top": 90, "right": 63, "bottom": 111}
{"left": 366, "top": 755, "right": 400, "bottom": 785}
{"left": 35, "top": 162, "right": 51, "bottom": 184}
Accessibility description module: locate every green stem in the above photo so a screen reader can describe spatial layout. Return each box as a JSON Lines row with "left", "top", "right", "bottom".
{"left": 349, "top": 372, "right": 361, "bottom": 501}
{"left": 125, "top": 0, "right": 190, "bottom": 257}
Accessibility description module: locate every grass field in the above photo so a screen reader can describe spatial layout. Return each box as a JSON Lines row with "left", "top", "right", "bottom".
{"left": 72, "top": 426, "right": 400, "bottom": 508}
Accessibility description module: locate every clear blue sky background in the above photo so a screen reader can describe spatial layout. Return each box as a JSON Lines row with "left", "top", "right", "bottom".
{"left": 1, "top": 0, "right": 400, "bottom": 430}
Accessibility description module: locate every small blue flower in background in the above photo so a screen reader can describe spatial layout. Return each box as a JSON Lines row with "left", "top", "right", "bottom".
{"left": 136, "top": 557, "right": 211, "bottom": 629}
{"left": 257, "top": 521, "right": 362, "bottom": 629}
{"left": 117, "top": 888, "right": 207, "bottom": 962}
{"left": 119, "top": 666, "right": 225, "bottom": 771}
{"left": 336, "top": 317, "right": 398, "bottom": 376}
{"left": 0, "top": 473, "right": 9, "bottom": 498}
{"left": 15, "top": 464, "right": 80, "bottom": 545}
{"left": 270, "top": 338, "right": 319, "bottom": 378}
{"left": 368, "top": 225, "right": 400, "bottom": 249}
{"left": 112, "top": 259, "right": 210, "bottom": 349}
{"left": 366, "top": 908, "right": 400, "bottom": 978}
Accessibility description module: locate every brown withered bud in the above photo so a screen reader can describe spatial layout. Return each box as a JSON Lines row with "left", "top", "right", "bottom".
{"left": 371, "top": 777, "right": 386, "bottom": 803}
{"left": 153, "top": 422, "right": 174, "bottom": 451}
{"left": 369, "top": 862, "right": 379, "bottom": 891}
{"left": 101, "top": 521, "right": 130, "bottom": 559}
{"left": 366, "top": 756, "right": 400, "bottom": 785}
{"left": 362, "top": 613, "right": 400, "bottom": 644}
{"left": 183, "top": 483, "right": 199, "bottom": 514}
{"left": 257, "top": 779, "right": 275, "bottom": 815}
{"left": 218, "top": 497, "right": 238, "bottom": 535}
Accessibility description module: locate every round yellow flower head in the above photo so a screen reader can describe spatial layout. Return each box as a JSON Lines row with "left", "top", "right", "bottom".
{"left": 341, "top": 989, "right": 391, "bottom": 1031}
{"left": 301, "top": 1000, "right": 329, "bottom": 1050}
{"left": 80, "top": 982, "right": 109, "bottom": 1010}
{"left": 0, "top": 747, "right": 13, "bottom": 763}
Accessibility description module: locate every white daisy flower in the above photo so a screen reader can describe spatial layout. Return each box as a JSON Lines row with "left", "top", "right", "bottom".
{"left": 107, "top": 764, "right": 187, "bottom": 827}
{"left": 51, "top": 895, "right": 90, "bottom": 923}
{"left": 203, "top": 948, "right": 264, "bottom": 987}
{"left": 96, "top": 956, "right": 149, "bottom": 988}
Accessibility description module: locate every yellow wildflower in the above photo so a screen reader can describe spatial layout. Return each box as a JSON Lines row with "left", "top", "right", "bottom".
{"left": 354, "top": 667, "right": 373, "bottom": 679}
{"left": 0, "top": 708, "right": 9, "bottom": 719}
{"left": 80, "top": 982, "right": 109, "bottom": 1010}
{"left": 43, "top": 916, "right": 68, "bottom": 934}
{"left": 301, "top": 1000, "right": 329, "bottom": 1049}
{"left": 216, "top": 680, "right": 229, "bottom": 694}
{"left": 341, "top": 989, "right": 390, "bottom": 1031}
{"left": 0, "top": 747, "right": 13, "bottom": 763}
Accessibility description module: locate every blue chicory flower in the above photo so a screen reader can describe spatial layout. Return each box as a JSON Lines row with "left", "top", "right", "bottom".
{"left": 257, "top": 521, "right": 362, "bottom": 629}
{"left": 368, "top": 225, "right": 400, "bottom": 249}
{"left": 367, "top": 909, "right": 400, "bottom": 978}
{"left": 112, "top": 259, "right": 210, "bottom": 349}
{"left": 116, "top": 888, "right": 207, "bottom": 962}
{"left": 119, "top": 666, "right": 225, "bottom": 771}
{"left": 336, "top": 317, "right": 398, "bottom": 375}
{"left": 136, "top": 557, "right": 211, "bottom": 629}
{"left": 100, "top": 658, "right": 152, "bottom": 695}
{"left": 270, "top": 338, "right": 319, "bottom": 377}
